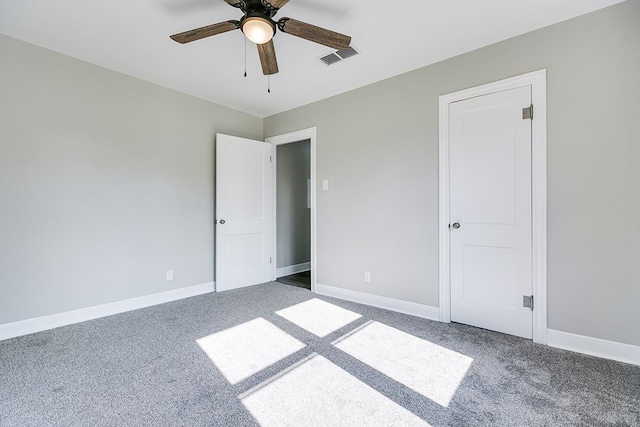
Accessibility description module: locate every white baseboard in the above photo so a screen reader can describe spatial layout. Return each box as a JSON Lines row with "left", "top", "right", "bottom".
{"left": 0, "top": 282, "right": 215, "bottom": 341}
{"left": 314, "top": 283, "right": 440, "bottom": 321}
{"left": 276, "top": 262, "right": 311, "bottom": 278}
{"left": 547, "top": 329, "right": 640, "bottom": 367}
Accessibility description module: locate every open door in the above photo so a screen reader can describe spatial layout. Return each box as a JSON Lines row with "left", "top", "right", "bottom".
{"left": 216, "top": 134, "right": 273, "bottom": 292}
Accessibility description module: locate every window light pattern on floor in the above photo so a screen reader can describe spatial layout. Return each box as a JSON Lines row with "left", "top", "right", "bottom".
{"left": 196, "top": 317, "right": 305, "bottom": 384}
{"left": 240, "top": 354, "right": 432, "bottom": 427}
{"left": 275, "top": 298, "right": 362, "bottom": 337}
{"left": 197, "top": 297, "right": 473, "bottom": 425}
{"left": 333, "top": 320, "right": 473, "bottom": 407}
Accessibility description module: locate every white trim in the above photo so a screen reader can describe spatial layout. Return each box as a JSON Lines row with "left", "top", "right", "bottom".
{"left": 438, "top": 95, "right": 451, "bottom": 323}
{"left": 0, "top": 282, "right": 214, "bottom": 341}
{"left": 266, "top": 127, "right": 317, "bottom": 293}
{"left": 315, "top": 283, "right": 440, "bottom": 321}
{"left": 276, "top": 262, "right": 311, "bottom": 278}
{"left": 547, "top": 329, "right": 640, "bottom": 367}
{"left": 438, "top": 69, "right": 548, "bottom": 344}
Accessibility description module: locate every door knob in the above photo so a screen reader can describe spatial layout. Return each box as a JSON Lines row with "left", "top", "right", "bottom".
{"left": 452, "top": 222, "right": 461, "bottom": 229}
{"left": 219, "top": 219, "right": 225, "bottom": 224}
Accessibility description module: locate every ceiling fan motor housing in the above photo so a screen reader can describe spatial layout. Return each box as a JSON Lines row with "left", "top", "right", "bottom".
{"left": 242, "top": 0, "right": 279, "bottom": 17}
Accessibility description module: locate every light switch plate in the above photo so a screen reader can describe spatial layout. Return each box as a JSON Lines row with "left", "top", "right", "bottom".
{"left": 322, "top": 180, "right": 329, "bottom": 191}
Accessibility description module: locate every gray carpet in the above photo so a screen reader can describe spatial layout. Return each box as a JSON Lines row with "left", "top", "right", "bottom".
{"left": 1, "top": 283, "right": 638, "bottom": 426}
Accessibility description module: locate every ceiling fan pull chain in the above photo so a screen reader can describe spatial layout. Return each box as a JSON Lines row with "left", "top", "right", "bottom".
{"left": 244, "top": 36, "right": 247, "bottom": 77}
{"left": 267, "top": 75, "right": 271, "bottom": 93}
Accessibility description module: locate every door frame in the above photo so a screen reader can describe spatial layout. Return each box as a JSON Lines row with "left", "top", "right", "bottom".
{"left": 265, "top": 127, "right": 317, "bottom": 292}
{"left": 438, "top": 70, "right": 547, "bottom": 344}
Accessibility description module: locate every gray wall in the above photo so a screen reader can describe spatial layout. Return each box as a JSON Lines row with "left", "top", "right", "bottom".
{"left": 0, "top": 34, "right": 263, "bottom": 325}
{"left": 265, "top": 0, "right": 640, "bottom": 346}
{"left": 2, "top": 1, "right": 638, "bottom": 348}
{"left": 276, "top": 140, "right": 311, "bottom": 269}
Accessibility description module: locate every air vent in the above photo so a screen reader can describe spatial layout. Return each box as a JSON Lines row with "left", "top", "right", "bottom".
{"left": 318, "top": 46, "right": 359, "bottom": 66}
{"left": 319, "top": 53, "right": 342, "bottom": 65}
{"left": 336, "top": 46, "right": 358, "bottom": 60}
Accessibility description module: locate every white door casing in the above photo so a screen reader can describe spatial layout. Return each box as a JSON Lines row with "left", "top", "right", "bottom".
{"left": 216, "top": 134, "right": 273, "bottom": 292}
{"left": 449, "top": 86, "right": 532, "bottom": 339}
{"left": 439, "top": 70, "right": 547, "bottom": 344}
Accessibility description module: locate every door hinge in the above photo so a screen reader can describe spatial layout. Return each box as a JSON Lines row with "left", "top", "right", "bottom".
{"left": 269, "top": 257, "right": 272, "bottom": 264}
{"left": 270, "top": 156, "right": 272, "bottom": 163}
{"left": 522, "top": 105, "right": 533, "bottom": 120}
{"left": 523, "top": 295, "right": 534, "bottom": 311}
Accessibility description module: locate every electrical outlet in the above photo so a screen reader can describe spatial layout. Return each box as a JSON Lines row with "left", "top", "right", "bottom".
{"left": 364, "top": 271, "right": 371, "bottom": 283}
{"left": 166, "top": 270, "right": 173, "bottom": 281}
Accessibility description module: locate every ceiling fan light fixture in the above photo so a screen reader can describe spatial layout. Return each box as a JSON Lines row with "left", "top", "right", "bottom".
{"left": 242, "top": 16, "right": 275, "bottom": 44}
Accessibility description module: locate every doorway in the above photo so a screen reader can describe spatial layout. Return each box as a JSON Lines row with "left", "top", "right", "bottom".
{"left": 438, "top": 70, "right": 548, "bottom": 344}
{"left": 274, "top": 139, "right": 311, "bottom": 290}
{"left": 266, "top": 128, "right": 317, "bottom": 292}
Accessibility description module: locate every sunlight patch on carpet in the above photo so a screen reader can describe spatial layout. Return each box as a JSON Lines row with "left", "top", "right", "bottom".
{"left": 197, "top": 318, "right": 305, "bottom": 385}
{"left": 275, "top": 298, "right": 362, "bottom": 337}
{"left": 333, "top": 321, "right": 473, "bottom": 407}
{"left": 240, "top": 354, "right": 432, "bottom": 427}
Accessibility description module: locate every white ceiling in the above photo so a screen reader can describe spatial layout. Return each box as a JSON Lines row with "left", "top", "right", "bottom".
{"left": 0, "top": 0, "right": 626, "bottom": 118}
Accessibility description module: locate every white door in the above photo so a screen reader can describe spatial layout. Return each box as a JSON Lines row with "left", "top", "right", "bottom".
{"left": 449, "top": 86, "right": 533, "bottom": 339}
{"left": 216, "top": 134, "right": 273, "bottom": 292}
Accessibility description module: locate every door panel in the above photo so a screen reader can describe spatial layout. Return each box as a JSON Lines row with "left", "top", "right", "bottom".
{"left": 462, "top": 245, "right": 516, "bottom": 308}
{"left": 216, "top": 134, "right": 273, "bottom": 292}
{"left": 226, "top": 143, "right": 266, "bottom": 220}
{"left": 462, "top": 105, "right": 516, "bottom": 225}
{"left": 449, "top": 86, "right": 532, "bottom": 339}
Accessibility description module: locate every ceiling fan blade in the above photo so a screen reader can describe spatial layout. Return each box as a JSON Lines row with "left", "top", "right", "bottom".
{"left": 266, "top": 0, "right": 291, "bottom": 9}
{"left": 278, "top": 18, "right": 350, "bottom": 50}
{"left": 257, "top": 39, "right": 279, "bottom": 75}
{"left": 170, "top": 20, "right": 240, "bottom": 44}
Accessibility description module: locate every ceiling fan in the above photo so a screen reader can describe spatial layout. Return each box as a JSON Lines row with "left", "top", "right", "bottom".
{"left": 170, "top": 0, "right": 352, "bottom": 75}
